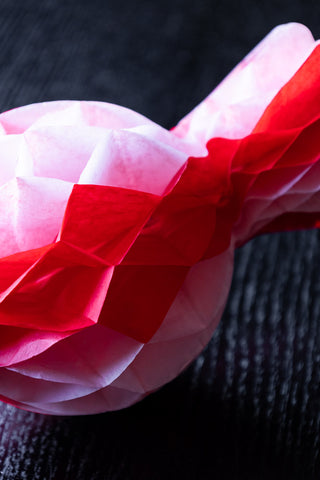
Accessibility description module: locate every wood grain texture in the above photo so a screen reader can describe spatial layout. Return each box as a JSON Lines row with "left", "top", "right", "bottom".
{"left": 0, "top": 1, "right": 320, "bottom": 479}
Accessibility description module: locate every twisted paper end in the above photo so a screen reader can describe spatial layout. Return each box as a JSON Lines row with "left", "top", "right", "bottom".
{"left": 173, "top": 37, "right": 320, "bottom": 252}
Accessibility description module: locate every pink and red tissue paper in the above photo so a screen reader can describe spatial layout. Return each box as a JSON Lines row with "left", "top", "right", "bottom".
{"left": 0, "top": 23, "right": 319, "bottom": 414}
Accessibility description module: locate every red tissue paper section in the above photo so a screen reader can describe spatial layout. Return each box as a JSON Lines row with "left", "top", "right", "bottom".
{"left": 0, "top": 23, "right": 319, "bottom": 415}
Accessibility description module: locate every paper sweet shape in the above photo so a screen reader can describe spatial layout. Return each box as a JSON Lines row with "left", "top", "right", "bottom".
{"left": 0, "top": 23, "right": 319, "bottom": 414}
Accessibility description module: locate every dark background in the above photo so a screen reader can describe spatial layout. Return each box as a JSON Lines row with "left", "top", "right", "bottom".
{"left": 0, "top": 1, "right": 320, "bottom": 479}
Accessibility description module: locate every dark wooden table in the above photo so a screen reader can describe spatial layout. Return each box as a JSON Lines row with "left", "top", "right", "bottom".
{"left": 0, "top": 1, "right": 320, "bottom": 478}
